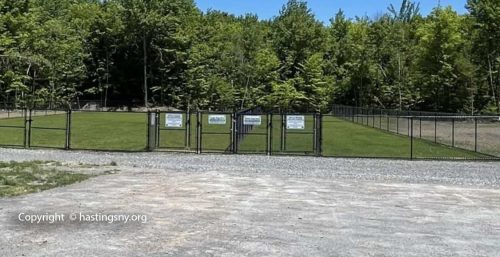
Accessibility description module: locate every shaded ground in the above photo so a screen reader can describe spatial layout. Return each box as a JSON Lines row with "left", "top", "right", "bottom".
{"left": 0, "top": 149, "right": 499, "bottom": 256}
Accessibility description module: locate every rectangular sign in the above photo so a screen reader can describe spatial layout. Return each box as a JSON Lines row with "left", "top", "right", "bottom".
{"left": 243, "top": 115, "right": 262, "bottom": 126}
{"left": 165, "top": 113, "right": 183, "bottom": 128}
{"left": 287, "top": 115, "right": 305, "bottom": 129}
{"left": 208, "top": 115, "right": 227, "bottom": 125}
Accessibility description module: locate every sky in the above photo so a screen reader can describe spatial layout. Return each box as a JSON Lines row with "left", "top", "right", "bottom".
{"left": 194, "top": 0, "right": 468, "bottom": 23}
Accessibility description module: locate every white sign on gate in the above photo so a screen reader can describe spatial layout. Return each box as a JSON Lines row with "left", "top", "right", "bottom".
{"left": 243, "top": 115, "right": 262, "bottom": 126}
{"left": 165, "top": 113, "right": 183, "bottom": 128}
{"left": 208, "top": 115, "right": 227, "bottom": 125}
{"left": 287, "top": 115, "right": 305, "bottom": 129}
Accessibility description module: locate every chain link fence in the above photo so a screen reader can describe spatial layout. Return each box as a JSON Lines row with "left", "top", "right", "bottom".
{"left": 332, "top": 105, "right": 500, "bottom": 159}
{"left": 0, "top": 107, "right": 498, "bottom": 160}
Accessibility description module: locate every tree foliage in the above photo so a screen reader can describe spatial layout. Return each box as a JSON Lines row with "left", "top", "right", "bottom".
{"left": 0, "top": 0, "right": 498, "bottom": 113}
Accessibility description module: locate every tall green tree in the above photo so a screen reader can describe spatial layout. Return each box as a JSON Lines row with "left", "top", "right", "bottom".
{"left": 272, "top": 0, "right": 325, "bottom": 80}
{"left": 467, "top": 0, "right": 500, "bottom": 113}
{"left": 416, "top": 7, "right": 473, "bottom": 112}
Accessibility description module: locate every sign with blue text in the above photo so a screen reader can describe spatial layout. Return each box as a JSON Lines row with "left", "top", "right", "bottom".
{"left": 208, "top": 115, "right": 227, "bottom": 125}
{"left": 287, "top": 115, "right": 305, "bottom": 129}
{"left": 243, "top": 115, "right": 262, "bottom": 126}
{"left": 165, "top": 113, "right": 183, "bottom": 128}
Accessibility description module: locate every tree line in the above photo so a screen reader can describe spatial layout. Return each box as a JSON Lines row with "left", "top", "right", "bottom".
{"left": 0, "top": 0, "right": 499, "bottom": 113}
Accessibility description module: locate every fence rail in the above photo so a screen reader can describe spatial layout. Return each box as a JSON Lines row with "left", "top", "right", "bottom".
{"left": 0, "top": 107, "right": 499, "bottom": 161}
{"left": 331, "top": 105, "right": 500, "bottom": 159}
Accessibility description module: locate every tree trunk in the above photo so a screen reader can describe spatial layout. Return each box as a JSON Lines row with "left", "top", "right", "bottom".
{"left": 398, "top": 53, "right": 402, "bottom": 110}
{"left": 143, "top": 33, "right": 148, "bottom": 108}
{"left": 105, "top": 50, "right": 110, "bottom": 108}
{"left": 240, "top": 77, "right": 250, "bottom": 110}
{"left": 487, "top": 55, "right": 499, "bottom": 113}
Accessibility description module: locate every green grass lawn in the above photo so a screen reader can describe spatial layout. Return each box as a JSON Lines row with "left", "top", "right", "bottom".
{"left": 0, "top": 161, "right": 92, "bottom": 197}
{"left": 0, "top": 116, "right": 26, "bottom": 146}
{"left": 71, "top": 112, "right": 146, "bottom": 150}
{"left": 321, "top": 116, "right": 487, "bottom": 159}
{"left": 237, "top": 115, "right": 488, "bottom": 159}
{"left": 0, "top": 112, "right": 147, "bottom": 150}
{"left": 0, "top": 112, "right": 491, "bottom": 159}
{"left": 157, "top": 113, "right": 233, "bottom": 152}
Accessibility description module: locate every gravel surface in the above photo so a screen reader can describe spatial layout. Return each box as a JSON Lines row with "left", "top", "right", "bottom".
{"left": 1, "top": 148, "right": 500, "bottom": 257}
{"left": 0, "top": 148, "right": 499, "bottom": 188}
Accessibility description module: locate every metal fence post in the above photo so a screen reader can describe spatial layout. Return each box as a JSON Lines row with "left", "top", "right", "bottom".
{"left": 23, "top": 108, "right": 28, "bottom": 148}
{"left": 197, "top": 111, "right": 202, "bottom": 154}
{"left": 146, "top": 111, "right": 150, "bottom": 150}
{"left": 396, "top": 114, "right": 399, "bottom": 134}
{"left": 185, "top": 110, "right": 190, "bottom": 149}
{"left": 434, "top": 116, "right": 437, "bottom": 143}
{"left": 379, "top": 109, "right": 382, "bottom": 129}
{"left": 280, "top": 114, "right": 285, "bottom": 152}
{"left": 474, "top": 117, "right": 478, "bottom": 152}
{"left": 231, "top": 113, "right": 236, "bottom": 154}
{"left": 283, "top": 114, "right": 287, "bottom": 152}
{"left": 365, "top": 108, "right": 369, "bottom": 126}
{"left": 65, "top": 110, "right": 72, "bottom": 150}
{"left": 452, "top": 118, "right": 455, "bottom": 147}
{"left": 372, "top": 108, "right": 375, "bottom": 128}
{"left": 27, "top": 109, "right": 32, "bottom": 148}
{"left": 313, "top": 113, "right": 317, "bottom": 154}
{"left": 318, "top": 113, "right": 323, "bottom": 156}
{"left": 267, "top": 113, "right": 272, "bottom": 156}
{"left": 410, "top": 117, "right": 414, "bottom": 160}
{"left": 387, "top": 112, "right": 389, "bottom": 131}
{"left": 155, "top": 111, "right": 160, "bottom": 147}
{"left": 419, "top": 116, "right": 422, "bottom": 138}
{"left": 407, "top": 112, "right": 410, "bottom": 136}
{"left": 146, "top": 111, "right": 157, "bottom": 152}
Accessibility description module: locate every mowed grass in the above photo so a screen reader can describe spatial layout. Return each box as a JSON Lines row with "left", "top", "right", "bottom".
{"left": 237, "top": 115, "right": 488, "bottom": 159}
{"left": 321, "top": 116, "right": 487, "bottom": 158}
{"left": 0, "top": 113, "right": 491, "bottom": 159}
{"left": 0, "top": 116, "right": 26, "bottom": 146}
{"left": 0, "top": 161, "right": 92, "bottom": 197}
{"left": 0, "top": 112, "right": 147, "bottom": 150}
{"left": 158, "top": 113, "right": 232, "bottom": 152}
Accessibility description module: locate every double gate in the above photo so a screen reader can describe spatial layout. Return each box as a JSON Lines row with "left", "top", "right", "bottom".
{"left": 149, "top": 111, "right": 322, "bottom": 156}
{"left": 0, "top": 109, "right": 321, "bottom": 156}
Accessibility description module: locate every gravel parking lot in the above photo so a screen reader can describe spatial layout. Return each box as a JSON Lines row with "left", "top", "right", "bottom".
{"left": 0, "top": 148, "right": 499, "bottom": 257}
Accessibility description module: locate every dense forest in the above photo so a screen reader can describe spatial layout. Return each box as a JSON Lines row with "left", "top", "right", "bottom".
{"left": 0, "top": 0, "right": 499, "bottom": 113}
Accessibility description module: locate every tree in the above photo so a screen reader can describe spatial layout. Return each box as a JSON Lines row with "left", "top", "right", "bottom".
{"left": 467, "top": 0, "right": 500, "bottom": 113}
{"left": 272, "top": 0, "right": 325, "bottom": 80}
{"left": 0, "top": 0, "right": 496, "bottom": 114}
{"left": 261, "top": 80, "right": 307, "bottom": 112}
{"left": 84, "top": 1, "right": 124, "bottom": 108}
{"left": 300, "top": 53, "right": 329, "bottom": 111}
{"left": 416, "top": 7, "right": 472, "bottom": 112}
{"left": 117, "top": 0, "right": 197, "bottom": 107}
